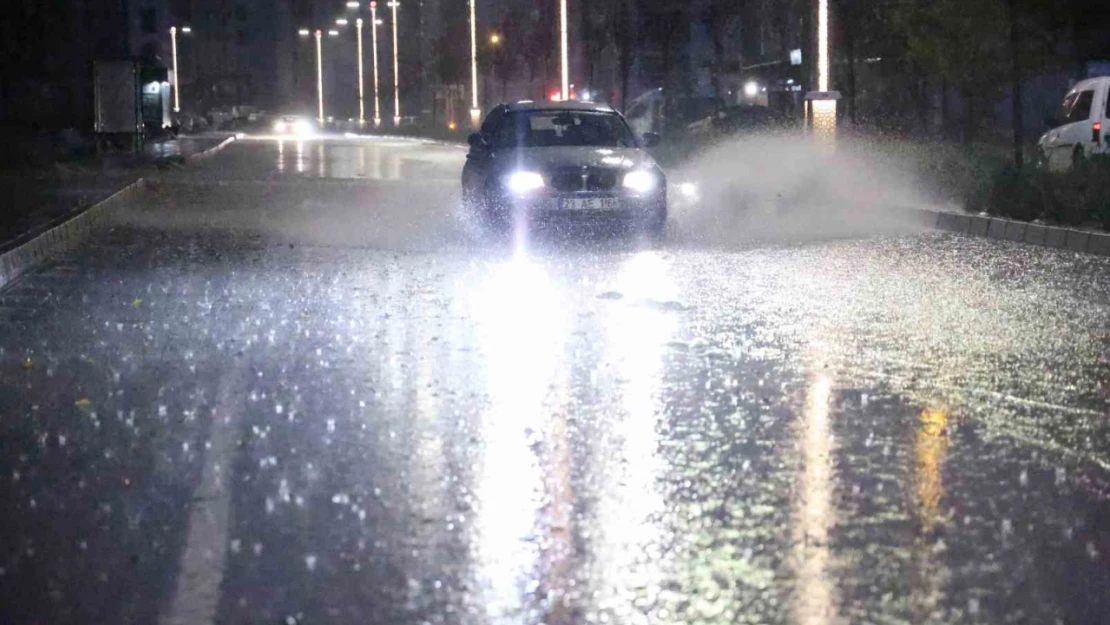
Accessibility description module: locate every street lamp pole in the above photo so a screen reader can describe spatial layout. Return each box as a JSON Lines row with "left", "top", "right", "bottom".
{"left": 805, "top": 0, "right": 840, "bottom": 143}
{"left": 818, "top": 0, "right": 829, "bottom": 92}
{"left": 388, "top": 1, "right": 400, "bottom": 125}
{"left": 371, "top": 2, "right": 382, "bottom": 126}
{"left": 559, "top": 0, "right": 568, "bottom": 100}
{"left": 469, "top": 0, "right": 480, "bottom": 125}
{"left": 315, "top": 29, "right": 324, "bottom": 123}
{"left": 170, "top": 26, "right": 180, "bottom": 113}
{"left": 357, "top": 17, "right": 365, "bottom": 125}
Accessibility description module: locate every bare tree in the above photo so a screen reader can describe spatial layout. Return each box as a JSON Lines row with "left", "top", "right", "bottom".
{"left": 521, "top": 3, "right": 557, "bottom": 100}
{"left": 490, "top": 10, "right": 523, "bottom": 101}
{"left": 612, "top": 0, "right": 636, "bottom": 111}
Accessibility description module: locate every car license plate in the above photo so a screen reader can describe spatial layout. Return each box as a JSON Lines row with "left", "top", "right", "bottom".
{"left": 560, "top": 197, "right": 619, "bottom": 210}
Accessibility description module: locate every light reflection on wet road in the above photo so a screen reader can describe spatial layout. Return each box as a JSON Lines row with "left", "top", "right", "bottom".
{"left": 1, "top": 136, "right": 1109, "bottom": 625}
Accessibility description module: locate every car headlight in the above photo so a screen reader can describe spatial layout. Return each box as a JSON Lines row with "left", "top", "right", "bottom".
{"left": 294, "top": 120, "right": 312, "bottom": 135}
{"left": 622, "top": 170, "right": 657, "bottom": 194}
{"left": 274, "top": 120, "right": 287, "bottom": 133}
{"left": 504, "top": 171, "right": 545, "bottom": 194}
{"left": 677, "top": 182, "right": 699, "bottom": 200}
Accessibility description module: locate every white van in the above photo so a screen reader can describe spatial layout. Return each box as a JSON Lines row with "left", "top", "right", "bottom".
{"left": 1037, "top": 76, "right": 1110, "bottom": 171}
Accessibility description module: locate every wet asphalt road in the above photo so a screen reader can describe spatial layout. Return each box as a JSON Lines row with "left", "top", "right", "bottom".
{"left": 2, "top": 136, "right": 1109, "bottom": 625}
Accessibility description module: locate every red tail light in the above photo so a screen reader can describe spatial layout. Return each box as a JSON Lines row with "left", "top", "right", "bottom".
{"left": 1095, "top": 121, "right": 1102, "bottom": 144}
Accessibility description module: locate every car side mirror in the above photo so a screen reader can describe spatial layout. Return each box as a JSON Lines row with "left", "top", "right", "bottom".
{"left": 467, "top": 132, "right": 487, "bottom": 149}
{"left": 641, "top": 132, "right": 661, "bottom": 148}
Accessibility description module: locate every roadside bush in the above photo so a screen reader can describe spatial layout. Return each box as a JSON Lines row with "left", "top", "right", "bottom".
{"left": 969, "top": 154, "right": 1110, "bottom": 229}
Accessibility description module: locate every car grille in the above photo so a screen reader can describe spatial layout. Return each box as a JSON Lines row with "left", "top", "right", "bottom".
{"left": 548, "top": 167, "right": 619, "bottom": 193}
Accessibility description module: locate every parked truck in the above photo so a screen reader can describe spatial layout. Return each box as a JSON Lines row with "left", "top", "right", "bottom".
{"left": 93, "top": 60, "right": 142, "bottom": 150}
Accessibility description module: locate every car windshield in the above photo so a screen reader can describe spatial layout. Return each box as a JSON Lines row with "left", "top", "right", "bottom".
{"left": 1067, "top": 90, "right": 1094, "bottom": 123}
{"left": 490, "top": 110, "right": 637, "bottom": 148}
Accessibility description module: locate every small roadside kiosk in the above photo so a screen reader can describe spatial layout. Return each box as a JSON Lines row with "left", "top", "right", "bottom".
{"left": 804, "top": 90, "right": 841, "bottom": 145}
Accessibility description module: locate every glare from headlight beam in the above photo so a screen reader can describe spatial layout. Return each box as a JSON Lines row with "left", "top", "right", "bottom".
{"left": 274, "top": 120, "right": 287, "bottom": 133}
{"left": 293, "top": 120, "right": 312, "bottom": 135}
{"left": 678, "top": 182, "right": 699, "bottom": 200}
{"left": 505, "top": 171, "right": 545, "bottom": 194}
{"left": 622, "top": 170, "right": 656, "bottom": 194}
{"left": 744, "top": 81, "right": 759, "bottom": 97}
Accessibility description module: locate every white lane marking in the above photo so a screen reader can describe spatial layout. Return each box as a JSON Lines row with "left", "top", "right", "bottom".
{"left": 161, "top": 371, "right": 243, "bottom": 625}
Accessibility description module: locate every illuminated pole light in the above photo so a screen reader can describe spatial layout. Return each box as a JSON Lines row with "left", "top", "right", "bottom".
{"left": 371, "top": 3, "right": 382, "bottom": 126}
{"left": 559, "top": 0, "right": 569, "bottom": 101}
{"left": 170, "top": 26, "right": 180, "bottom": 112}
{"left": 818, "top": 0, "right": 829, "bottom": 92}
{"left": 806, "top": 0, "right": 839, "bottom": 144}
{"left": 389, "top": 1, "right": 400, "bottom": 126}
{"left": 357, "top": 18, "right": 365, "bottom": 125}
{"left": 469, "top": 0, "right": 480, "bottom": 127}
{"left": 315, "top": 29, "right": 324, "bottom": 123}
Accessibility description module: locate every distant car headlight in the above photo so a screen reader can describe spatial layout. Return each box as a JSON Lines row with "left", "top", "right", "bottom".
{"left": 504, "top": 171, "right": 545, "bottom": 194}
{"left": 293, "top": 120, "right": 312, "bottom": 135}
{"left": 678, "top": 182, "right": 699, "bottom": 200}
{"left": 274, "top": 120, "right": 288, "bottom": 133}
{"left": 622, "top": 170, "right": 657, "bottom": 194}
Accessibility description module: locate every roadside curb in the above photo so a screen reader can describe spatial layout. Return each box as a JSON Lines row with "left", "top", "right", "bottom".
{"left": 361, "top": 133, "right": 467, "bottom": 149}
{"left": 186, "top": 135, "right": 236, "bottom": 163}
{"left": 0, "top": 179, "right": 146, "bottom": 292}
{"left": 912, "top": 207, "right": 1110, "bottom": 257}
{"left": 0, "top": 136, "right": 237, "bottom": 292}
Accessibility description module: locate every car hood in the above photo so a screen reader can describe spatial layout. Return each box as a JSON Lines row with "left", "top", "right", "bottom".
{"left": 491, "top": 146, "right": 658, "bottom": 172}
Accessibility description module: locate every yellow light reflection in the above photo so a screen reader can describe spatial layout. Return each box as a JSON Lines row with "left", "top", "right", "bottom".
{"left": 914, "top": 407, "right": 948, "bottom": 532}
{"left": 908, "top": 406, "right": 951, "bottom": 618}
{"left": 792, "top": 373, "right": 837, "bottom": 625}
{"left": 277, "top": 139, "right": 284, "bottom": 173}
{"left": 295, "top": 141, "right": 305, "bottom": 173}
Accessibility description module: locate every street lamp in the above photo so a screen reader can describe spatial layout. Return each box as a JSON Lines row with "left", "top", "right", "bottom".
{"left": 370, "top": 4, "right": 383, "bottom": 126}
{"left": 169, "top": 26, "right": 192, "bottom": 113}
{"left": 805, "top": 0, "right": 840, "bottom": 142}
{"left": 356, "top": 18, "right": 365, "bottom": 125}
{"left": 388, "top": 1, "right": 400, "bottom": 126}
{"left": 315, "top": 29, "right": 325, "bottom": 122}
{"left": 559, "top": 0, "right": 568, "bottom": 101}
{"left": 818, "top": 0, "right": 829, "bottom": 92}
{"left": 489, "top": 33, "right": 501, "bottom": 46}
{"left": 469, "top": 0, "right": 480, "bottom": 125}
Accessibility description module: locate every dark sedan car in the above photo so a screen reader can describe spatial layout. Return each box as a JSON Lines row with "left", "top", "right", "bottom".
{"left": 462, "top": 101, "right": 667, "bottom": 236}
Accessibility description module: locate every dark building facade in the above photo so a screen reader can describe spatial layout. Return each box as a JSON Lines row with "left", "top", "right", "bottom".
{"left": 0, "top": 0, "right": 296, "bottom": 131}
{"left": 0, "top": 0, "right": 131, "bottom": 130}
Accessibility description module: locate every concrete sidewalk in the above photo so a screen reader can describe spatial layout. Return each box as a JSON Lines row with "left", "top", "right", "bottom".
{"left": 0, "top": 135, "right": 228, "bottom": 248}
